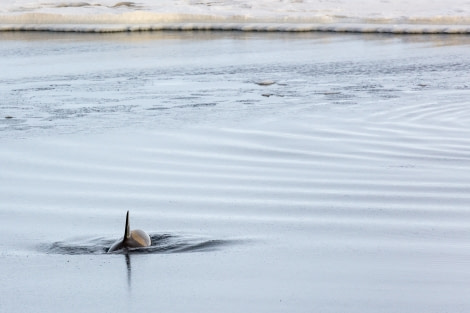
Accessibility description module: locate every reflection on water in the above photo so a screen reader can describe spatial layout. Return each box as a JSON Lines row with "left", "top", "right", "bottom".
{"left": 125, "top": 253, "right": 131, "bottom": 289}
{"left": 43, "top": 233, "right": 238, "bottom": 291}
{"left": 45, "top": 233, "right": 238, "bottom": 255}
{"left": 2, "top": 30, "right": 470, "bottom": 47}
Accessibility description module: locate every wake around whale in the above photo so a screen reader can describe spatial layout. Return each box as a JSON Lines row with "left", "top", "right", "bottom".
{"left": 108, "top": 210, "right": 151, "bottom": 253}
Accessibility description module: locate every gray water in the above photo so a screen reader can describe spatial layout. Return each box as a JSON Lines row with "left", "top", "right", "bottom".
{"left": 1, "top": 32, "right": 470, "bottom": 313}
{"left": 2, "top": 32, "right": 470, "bottom": 136}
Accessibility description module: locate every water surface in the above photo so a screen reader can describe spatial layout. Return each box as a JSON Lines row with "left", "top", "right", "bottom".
{"left": 1, "top": 32, "right": 470, "bottom": 313}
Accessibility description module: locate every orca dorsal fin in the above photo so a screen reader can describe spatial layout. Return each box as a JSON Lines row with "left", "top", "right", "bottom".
{"left": 124, "top": 210, "right": 130, "bottom": 239}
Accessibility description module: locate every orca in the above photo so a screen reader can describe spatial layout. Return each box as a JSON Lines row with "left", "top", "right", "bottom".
{"left": 108, "top": 211, "right": 151, "bottom": 253}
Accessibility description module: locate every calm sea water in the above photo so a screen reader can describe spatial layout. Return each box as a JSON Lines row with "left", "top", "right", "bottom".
{"left": 1, "top": 32, "right": 470, "bottom": 313}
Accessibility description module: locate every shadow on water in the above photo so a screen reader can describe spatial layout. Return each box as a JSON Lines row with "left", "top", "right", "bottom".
{"left": 44, "top": 233, "right": 239, "bottom": 255}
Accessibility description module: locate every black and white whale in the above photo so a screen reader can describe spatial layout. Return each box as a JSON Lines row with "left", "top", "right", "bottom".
{"left": 108, "top": 211, "right": 151, "bottom": 253}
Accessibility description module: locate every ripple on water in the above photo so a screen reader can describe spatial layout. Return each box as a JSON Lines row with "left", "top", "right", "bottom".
{"left": 44, "top": 233, "right": 237, "bottom": 255}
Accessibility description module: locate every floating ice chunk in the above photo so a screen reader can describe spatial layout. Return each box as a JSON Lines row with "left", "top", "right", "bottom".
{"left": 256, "top": 80, "right": 276, "bottom": 86}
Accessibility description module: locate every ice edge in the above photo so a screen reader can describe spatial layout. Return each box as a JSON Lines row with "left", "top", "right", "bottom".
{"left": 1, "top": 23, "right": 470, "bottom": 33}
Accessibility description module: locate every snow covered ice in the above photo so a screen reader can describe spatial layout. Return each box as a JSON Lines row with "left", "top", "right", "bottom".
{"left": 1, "top": 0, "right": 470, "bottom": 32}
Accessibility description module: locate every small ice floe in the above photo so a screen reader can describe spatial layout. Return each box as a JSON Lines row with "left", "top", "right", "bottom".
{"left": 112, "top": 2, "right": 139, "bottom": 8}
{"left": 255, "top": 80, "right": 276, "bottom": 86}
{"left": 53, "top": 2, "right": 91, "bottom": 8}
